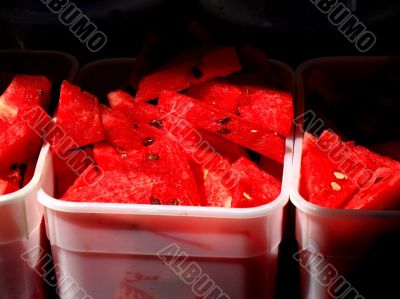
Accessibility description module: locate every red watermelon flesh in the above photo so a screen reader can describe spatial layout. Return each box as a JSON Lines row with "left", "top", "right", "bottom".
{"left": 185, "top": 79, "right": 242, "bottom": 114}
{"left": 108, "top": 90, "right": 136, "bottom": 110}
{"left": 344, "top": 168, "right": 400, "bottom": 210}
{"left": 100, "top": 105, "right": 143, "bottom": 150}
{"left": 0, "top": 75, "right": 52, "bottom": 124}
{"left": 0, "top": 178, "right": 19, "bottom": 195}
{"left": 238, "top": 88, "right": 293, "bottom": 137}
{"left": 194, "top": 157, "right": 236, "bottom": 207}
{"left": 230, "top": 157, "right": 281, "bottom": 208}
{"left": 64, "top": 136, "right": 201, "bottom": 206}
{"left": 300, "top": 132, "right": 359, "bottom": 208}
{"left": 0, "top": 116, "right": 43, "bottom": 173}
{"left": 54, "top": 81, "right": 104, "bottom": 151}
{"left": 135, "top": 47, "right": 241, "bottom": 102}
{"left": 158, "top": 91, "right": 285, "bottom": 163}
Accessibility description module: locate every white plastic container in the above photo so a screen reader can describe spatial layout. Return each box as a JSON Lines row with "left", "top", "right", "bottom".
{"left": 0, "top": 50, "right": 78, "bottom": 299}
{"left": 38, "top": 59, "right": 294, "bottom": 299}
{"left": 291, "top": 57, "right": 400, "bottom": 299}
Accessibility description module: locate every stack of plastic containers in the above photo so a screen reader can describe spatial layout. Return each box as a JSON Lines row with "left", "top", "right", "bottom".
{"left": 37, "top": 58, "right": 294, "bottom": 299}
{"left": 0, "top": 51, "right": 78, "bottom": 299}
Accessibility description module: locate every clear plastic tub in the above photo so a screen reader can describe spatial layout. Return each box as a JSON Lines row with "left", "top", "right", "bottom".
{"left": 38, "top": 58, "right": 294, "bottom": 299}
{"left": 291, "top": 57, "right": 400, "bottom": 299}
{"left": 0, "top": 50, "right": 78, "bottom": 299}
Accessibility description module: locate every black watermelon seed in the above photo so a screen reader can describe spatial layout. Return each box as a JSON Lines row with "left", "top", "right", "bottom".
{"left": 133, "top": 123, "right": 139, "bottom": 129}
{"left": 149, "top": 119, "right": 163, "bottom": 129}
{"left": 217, "top": 128, "right": 231, "bottom": 135}
{"left": 143, "top": 137, "right": 155, "bottom": 147}
{"left": 150, "top": 197, "right": 161, "bottom": 205}
{"left": 217, "top": 117, "right": 231, "bottom": 125}
{"left": 191, "top": 66, "right": 203, "bottom": 79}
{"left": 171, "top": 199, "right": 180, "bottom": 205}
{"left": 146, "top": 154, "right": 159, "bottom": 161}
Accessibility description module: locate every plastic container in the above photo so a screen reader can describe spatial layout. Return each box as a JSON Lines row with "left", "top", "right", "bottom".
{"left": 38, "top": 58, "right": 294, "bottom": 299}
{"left": 291, "top": 57, "right": 400, "bottom": 299}
{"left": 0, "top": 50, "right": 78, "bottom": 299}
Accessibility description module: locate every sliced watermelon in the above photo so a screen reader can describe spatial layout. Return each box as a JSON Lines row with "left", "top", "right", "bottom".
{"left": 158, "top": 91, "right": 285, "bottom": 163}
{"left": 108, "top": 90, "right": 136, "bottom": 110}
{"left": 238, "top": 88, "right": 293, "bottom": 137}
{"left": 300, "top": 132, "right": 359, "bottom": 208}
{"left": 53, "top": 81, "right": 104, "bottom": 152}
{"left": 186, "top": 79, "right": 242, "bottom": 114}
{"left": 193, "top": 157, "right": 236, "bottom": 207}
{"left": 135, "top": 47, "right": 241, "bottom": 102}
{"left": 344, "top": 168, "right": 400, "bottom": 210}
{"left": 230, "top": 157, "right": 281, "bottom": 208}
{"left": 0, "top": 75, "right": 52, "bottom": 124}
{"left": 0, "top": 116, "right": 43, "bottom": 173}
{"left": 64, "top": 136, "right": 201, "bottom": 206}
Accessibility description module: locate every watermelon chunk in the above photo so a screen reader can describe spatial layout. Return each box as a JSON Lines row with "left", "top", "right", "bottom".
{"left": 158, "top": 91, "right": 285, "bottom": 163}
{"left": 344, "top": 168, "right": 400, "bottom": 210}
{"left": 0, "top": 75, "right": 52, "bottom": 124}
{"left": 302, "top": 130, "right": 400, "bottom": 210}
{"left": 193, "top": 157, "right": 236, "bottom": 207}
{"left": 195, "top": 156, "right": 281, "bottom": 208}
{"left": 186, "top": 79, "right": 242, "bottom": 114}
{"left": 238, "top": 88, "right": 293, "bottom": 137}
{"left": 64, "top": 136, "right": 201, "bottom": 206}
{"left": 135, "top": 47, "right": 241, "bottom": 102}
{"left": 300, "top": 132, "right": 359, "bottom": 208}
{"left": 230, "top": 157, "right": 281, "bottom": 208}
{"left": 54, "top": 81, "right": 104, "bottom": 152}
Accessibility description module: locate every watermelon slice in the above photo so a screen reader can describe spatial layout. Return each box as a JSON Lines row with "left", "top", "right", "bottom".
{"left": 192, "top": 156, "right": 280, "bottom": 208}
{"left": 238, "top": 88, "right": 293, "bottom": 137}
{"left": 344, "top": 168, "right": 400, "bottom": 210}
{"left": 300, "top": 132, "right": 359, "bottom": 208}
{"left": 53, "top": 81, "right": 104, "bottom": 152}
{"left": 64, "top": 136, "right": 201, "bottom": 206}
{"left": 186, "top": 79, "right": 242, "bottom": 114}
{"left": 0, "top": 75, "right": 52, "bottom": 124}
{"left": 230, "top": 157, "right": 281, "bottom": 208}
{"left": 302, "top": 130, "right": 400, "bottom": 210}
{"left": 158, "top": 91, "right": 285, "bottom": 163}
{"left": 135, "top": 47, "right": 241, "bottom": 102}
